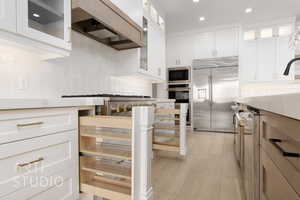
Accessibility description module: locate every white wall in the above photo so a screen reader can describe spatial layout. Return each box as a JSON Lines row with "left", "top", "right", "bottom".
{"left": 0, "top": 31, "right": 152, "bottom": 98}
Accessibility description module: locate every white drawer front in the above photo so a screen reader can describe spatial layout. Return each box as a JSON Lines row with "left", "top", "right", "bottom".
{"left": 0, "top": 132, "right": 78, "bottom": 198}
{"left": 0, "top": 108, "right": 77, "bottom": 144}
{"left": 0, "top": 167, "right": 79, "bottom": 200}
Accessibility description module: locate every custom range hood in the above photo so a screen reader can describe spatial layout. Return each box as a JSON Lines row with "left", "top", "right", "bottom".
{"left": 72, "top": 0, "right": 144, "bottom": 50}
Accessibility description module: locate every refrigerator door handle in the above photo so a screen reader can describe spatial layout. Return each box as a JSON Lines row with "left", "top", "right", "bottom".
{"left": 209, "top": 75, "right": 213, "bottom": 106}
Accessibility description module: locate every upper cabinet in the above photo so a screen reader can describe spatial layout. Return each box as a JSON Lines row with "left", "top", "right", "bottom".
{"left": 17, "top": 0, "right": 71, "bottom": 50}
{"left": 194, "top": 32, "right": 215, "bottom": 59}
{"left": 239, "top": 19, "right": 296, "bottom": 83}
{"left": 139, "top": 0, "right": 166, "bottom": 81}
{"left": 0, "top": 0, "right": 17, "bottom": 32}
{"left": 167, "top": 34, "right": 194, "bottom": 67}
{"left": 215, "top": 28, "right": 239, "bottom": 57}
{"left": 167, "top": 27, "right": 239, "bottom": 67}
{"left": 0, "top": 0, "right": 71, "bottom": 59}
{"left": 147, "top": 19, "right": 165, "bottom": 79}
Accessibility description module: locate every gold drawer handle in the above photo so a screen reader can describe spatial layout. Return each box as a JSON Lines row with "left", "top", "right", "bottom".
{"left": 17, "top": 122, "right": 44, "bottom": 127}
{"left": 17, "top": 157, "right": 44, "bottom": 167}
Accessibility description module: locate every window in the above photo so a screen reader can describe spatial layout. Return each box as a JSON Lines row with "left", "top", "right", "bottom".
{"left": 278, "top": 25, "right": 292, "bottom": 36}
{"left": 260, "top": 28, "right": 273, "bottom": 38}
{"left": 244, "top": 30, "right": 256, "bottom": 40}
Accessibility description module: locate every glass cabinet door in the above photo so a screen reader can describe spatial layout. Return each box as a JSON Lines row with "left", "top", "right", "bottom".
{"left": 17, "top": 0, "right": 71, "bottom": 50}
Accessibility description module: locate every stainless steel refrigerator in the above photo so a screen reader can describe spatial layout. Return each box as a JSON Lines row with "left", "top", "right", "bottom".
{"left": 192, "top": 57, "right": 239, "bottom": 133}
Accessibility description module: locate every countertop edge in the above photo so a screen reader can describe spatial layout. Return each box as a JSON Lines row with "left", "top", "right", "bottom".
{"left": 237, "top": 93, "right": 300, "bottom": 120}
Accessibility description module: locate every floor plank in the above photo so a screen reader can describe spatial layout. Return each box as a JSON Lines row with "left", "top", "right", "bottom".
{"left": 152, "top": 132, "right": 244, "bottom": 200}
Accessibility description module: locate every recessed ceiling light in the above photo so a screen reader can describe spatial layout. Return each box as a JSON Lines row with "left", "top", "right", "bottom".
{"left": 193, "top": 0, "right": 200, "bottom": 2}
{"left": 199, "top": 17, "right": 205, "bottom": 21}
{"left": 245, "top": 8, "right": 253, "bottom": 13}
{"left": 33, "top": 13, "right": 40, "bottom": 18}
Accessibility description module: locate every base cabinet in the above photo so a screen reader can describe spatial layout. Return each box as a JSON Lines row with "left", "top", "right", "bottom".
{"left": 260, "top": 150, "right": 300, "bottom": 200}
{"left": 0, "top": 108, "right": 79, "bottom": 200}
{"left": 236, "top": 108, "right": 300, "bottom": 200}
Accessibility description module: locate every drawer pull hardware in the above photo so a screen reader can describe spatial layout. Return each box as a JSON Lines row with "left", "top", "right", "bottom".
{"left": 17, "top": 122, "right": 44, "bottom": 127}
{"left": 17, "top": 157, "right": 44, "bottom": 167}
{"left": 269, "top": 138, "right": 300, "bottom": 158}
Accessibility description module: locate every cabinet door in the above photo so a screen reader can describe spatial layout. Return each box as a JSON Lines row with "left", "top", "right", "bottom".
{"left": 240, "top": 40, "right": 257, "bottom": 82}
{"left": 166, "top": 35, "right": 194, "bottom": 67}
{"left": 148, "top": 20, "right": 159, "bottom": 77}
{"left": 257, "top": 38, "right": 277, "bottom": 81}
{"left": 0, "top": 0, "right": 16, "bottom": 32}
{"left": 17, "top": 0, "right": 71, "bottom": 50}
{"left": 166, "top": 36, "right": 179, "bottom": 67}
{"left": 276, "top": 36, "right": 295, "bottom": 80}
{"left": 194, "top": 32, "right": 215, "bottom": 59}
{"left": 215, "top": 28, "right": 238, "bottom": 57}
{"left": 157, "top": 28, "right": 166, "bottom": 79}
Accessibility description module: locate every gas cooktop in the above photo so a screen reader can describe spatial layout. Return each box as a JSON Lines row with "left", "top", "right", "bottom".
{"left": 62, "top": 94, "right": 151, "bottom": 98}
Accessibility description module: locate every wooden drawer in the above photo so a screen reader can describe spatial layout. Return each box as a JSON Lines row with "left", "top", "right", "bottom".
{"left": 0, "top": 108, "right": 77, "bottom": 144}
{"left": 260, "top": 112, "right": 300, "bottom": 196}
{"left": 260, "top": 150, "right": 300, "bottom": 200}
{"left": 0, "top": 131, "right": 78, "bottom": 198}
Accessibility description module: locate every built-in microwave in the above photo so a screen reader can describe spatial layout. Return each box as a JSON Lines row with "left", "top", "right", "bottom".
{"left": 168, "top": 67, "right": 191, "bottom": 83}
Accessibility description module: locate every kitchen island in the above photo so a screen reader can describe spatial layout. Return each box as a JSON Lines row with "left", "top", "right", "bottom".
{"left": 237, "top": 93, "right": 300, "bottom": 200}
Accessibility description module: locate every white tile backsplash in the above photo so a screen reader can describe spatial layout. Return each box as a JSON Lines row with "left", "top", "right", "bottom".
{"left": 0, "top": 31, "right": 152, "bottom": 98}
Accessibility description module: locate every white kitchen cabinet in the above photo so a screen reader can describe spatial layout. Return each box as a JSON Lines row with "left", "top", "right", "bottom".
{"left": 256, "top": 38, "right": 277, "bottom": 81}
{"left": 148, "top": 19, "right": 160, "bottom": 76}
{"left": 159, "top": 29, "right": 166, "bottom": 79}
{"left": 276, "top": 36, "right": 295, "bottom": 80}
{"left": 167, "top": 34, "right": 194, "bottom": 67}
{"left": 239, "top": 40, "right": 257, "bottom": 82}
{"left": 215, "top": 28, "right": 239, "bottom": 57}
{"left": 240, "top": 36, "right": 295, "bottom": 83}
{"left": 194, "top": 32, "right": 215, "bottom": 59}
{"left": 0, "top": 0, "right": 17, "bottom": 32}
{"left": 0, "top": 132, "right": 78, "bottom": 200}
{"left": 140, "top": 16, "right": 166, "bottom": 81}
{"left": 167, "top": 27, "right": 239, "bottom": 68}
{"left": 240, "top": 19, "right": 296, "bottom": 83}
{"left": 17, "top": 0, "right": 71, "bottom": 50}
{"left": 0, "top": 107, "right": 79, "bottom": 200}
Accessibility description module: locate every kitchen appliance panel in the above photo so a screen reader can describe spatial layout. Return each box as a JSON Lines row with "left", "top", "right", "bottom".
{"left": 168, "top": 69, "right": 190, "bottom": 82}
{"left": 211, "top": 67, "right": 239, "bottom": 132}
{"left": 193, "top": 68, "right": 211, "bottom": 130}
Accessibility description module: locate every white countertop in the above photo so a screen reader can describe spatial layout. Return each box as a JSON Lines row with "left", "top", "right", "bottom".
{"left": 0, "top": 98, "right": 106, "bottom": 110}
{"left": 0, "top": 97, "right": 174, "bottom": 110}
{"left": 237, "top": 93, "right": 300, "bottom": 120}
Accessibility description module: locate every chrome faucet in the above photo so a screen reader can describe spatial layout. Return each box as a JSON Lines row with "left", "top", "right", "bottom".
{"left": 283, "top": 57, "right": 300, "bottom": 76}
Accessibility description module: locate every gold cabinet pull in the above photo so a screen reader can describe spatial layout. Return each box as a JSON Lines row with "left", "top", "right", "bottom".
{"left": 17, "top": 122, "right": 43, "bottom": 127}
{"left": 17, "top": 157, "right": 44, "bottom": 167}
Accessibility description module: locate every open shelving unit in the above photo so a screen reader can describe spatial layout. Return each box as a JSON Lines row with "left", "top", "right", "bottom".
{"left": 79, "top": 107, "right": 154, "bottom": 200}
{"left": 153, "top": 104, "right": 188, "bottom": 156}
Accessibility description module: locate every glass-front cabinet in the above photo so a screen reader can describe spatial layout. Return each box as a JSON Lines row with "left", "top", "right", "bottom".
{"left": 0, "top": 0, "right": 17, "bottom": 32}
{"left": 17, "top": 0, "right": 71, "bottom": 50}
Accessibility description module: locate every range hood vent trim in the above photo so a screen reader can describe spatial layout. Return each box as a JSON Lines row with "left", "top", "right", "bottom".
{"left": 72, "top": 0, "right": 144, "bottom": 50}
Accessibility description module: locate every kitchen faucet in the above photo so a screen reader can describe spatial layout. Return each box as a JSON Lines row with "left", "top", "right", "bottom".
{"left": 284, "top": 57, "right": 300, "bottom": 76}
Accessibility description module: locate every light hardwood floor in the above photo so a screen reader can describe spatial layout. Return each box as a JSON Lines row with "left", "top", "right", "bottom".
{"left": 152, "top": 132, "right": 244, "bottom": 200}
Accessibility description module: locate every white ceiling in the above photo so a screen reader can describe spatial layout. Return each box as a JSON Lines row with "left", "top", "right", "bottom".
{"left": 155, "top": 0, "right": 300, "bottom": 34}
